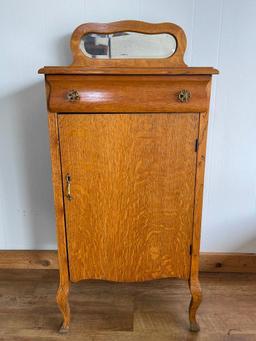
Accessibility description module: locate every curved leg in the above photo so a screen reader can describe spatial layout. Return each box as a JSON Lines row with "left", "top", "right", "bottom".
{"left": 188, "top": 277, "right": 202, "bottom": 332}
{"left": 48, "top": 112, "right": 71, "bottom": 333}
{"left": 56, "top": 281, "right": 70, "bottom": 333}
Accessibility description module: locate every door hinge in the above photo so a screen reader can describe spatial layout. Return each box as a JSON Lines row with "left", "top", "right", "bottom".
{"left": 189, "top": 244, "right": 192, "bottom": 255}
{"left": 195, "top": 138, "right": 199, "bottom": 152}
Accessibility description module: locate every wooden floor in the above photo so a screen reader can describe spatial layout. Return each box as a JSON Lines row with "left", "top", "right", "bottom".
{"left": 0, "top": 270, "right": 255, "bottom": 340}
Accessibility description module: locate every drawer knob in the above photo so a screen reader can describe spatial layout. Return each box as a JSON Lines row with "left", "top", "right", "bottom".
{"left": 177, "top": 89, "right": 191, "bottom": 103}
{"left": 66, "top": 89, "right": 80, "bottom": 102}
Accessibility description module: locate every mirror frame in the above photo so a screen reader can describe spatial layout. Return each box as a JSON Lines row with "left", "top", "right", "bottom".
{"left": 70, "top": 20, "right": 187, "bottom": 68}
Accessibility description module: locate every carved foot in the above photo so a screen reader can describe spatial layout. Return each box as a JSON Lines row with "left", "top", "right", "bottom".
{"left": 59, "top": 321, "right": 70, "bottom": 334}
{"left": 56, "top": 282, "right": 70, "bottom": 333}
{"left": 190, "top": 320, "right": 200, "bottom": 332}
{"left": 188, "top": 278, "right": 202, "bottom": 332}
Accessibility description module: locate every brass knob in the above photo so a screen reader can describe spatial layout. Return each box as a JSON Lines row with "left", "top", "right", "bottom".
{"left": 66, "top": 89, "right": 80, "bottom": 102}
{"left": 177, "top": 89, "right": 191, "bottom": 103}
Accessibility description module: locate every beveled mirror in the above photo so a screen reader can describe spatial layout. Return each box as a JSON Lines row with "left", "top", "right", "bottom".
{"left": 71, "top": 21, "right": 187, "bottom": 67}
{"left": 80, "top": 32, "right": 177, "bottom": 59}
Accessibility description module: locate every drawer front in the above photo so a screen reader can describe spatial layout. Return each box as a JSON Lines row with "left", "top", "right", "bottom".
{"left": 47, "top": 75, "right": 211, "bottom": 113}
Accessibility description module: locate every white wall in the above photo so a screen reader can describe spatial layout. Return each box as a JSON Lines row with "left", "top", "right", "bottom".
{"left": 1, "top": 0, "right": 256, "bottom": 252}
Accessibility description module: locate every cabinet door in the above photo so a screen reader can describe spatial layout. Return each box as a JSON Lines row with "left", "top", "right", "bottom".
{"left": 58, "top": 113, "right": 199, "bottom": 282}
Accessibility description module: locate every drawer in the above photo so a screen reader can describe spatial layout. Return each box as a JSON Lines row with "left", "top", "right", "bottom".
{"left": 46, "top": 75, "right": 211, "bottom": 113}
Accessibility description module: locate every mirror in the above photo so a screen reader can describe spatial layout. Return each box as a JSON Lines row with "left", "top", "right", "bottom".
{"left": 80, "top": 32, "right": 177, "bottom": 59}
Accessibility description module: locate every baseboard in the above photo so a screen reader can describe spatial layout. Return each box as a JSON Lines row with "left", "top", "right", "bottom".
{"left": 200, "top": 252, "right": 256, "bottom": 273}
{"left": 0, "top": 250, "right": 58, "bottom": 270}
{"left": 0, "top": 250, "right": 255, "bottom": 273}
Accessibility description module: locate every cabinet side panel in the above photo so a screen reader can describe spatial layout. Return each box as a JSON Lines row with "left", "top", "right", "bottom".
{"left": 48, "top": 112, "right": 69, "bottom": 284}
{"left": 191, "top": 112, "right": 209, "bottom": 279}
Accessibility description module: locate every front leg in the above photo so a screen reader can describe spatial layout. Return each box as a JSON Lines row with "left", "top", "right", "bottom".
{"left": 188, "top": 277, "right": 202, "bottom": 332}
{"left": 57, "top": 281, "right": 70, "bottom": 333}
{"left": 48, "top": 112, "right": 71, "bottom": 333}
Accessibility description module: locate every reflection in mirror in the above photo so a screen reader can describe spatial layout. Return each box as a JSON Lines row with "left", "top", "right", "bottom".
{"left": 80, "top": 32, "right": 177, "bottom": 59}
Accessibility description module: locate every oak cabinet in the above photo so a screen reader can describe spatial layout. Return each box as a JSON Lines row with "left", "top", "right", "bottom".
{"left": 59, "top": 113, "right": 198, "bottom": 282}
{"left": 39, "top": 21, "right": 218, "bottom": 333}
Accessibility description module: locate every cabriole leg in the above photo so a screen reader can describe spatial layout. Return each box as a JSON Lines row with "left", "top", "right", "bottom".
{"left": 188, "top": 277, "right": 202, "bottom": 332}
{"left": 56, "top": 281, "right": 70, "bottom": 333}
{"left": 48, "top": 112, "right": 71, "bottom": 333}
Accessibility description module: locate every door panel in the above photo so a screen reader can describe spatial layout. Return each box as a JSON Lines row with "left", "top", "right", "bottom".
{"left": 58, "top": 113, "right": 199, "bottom": 282}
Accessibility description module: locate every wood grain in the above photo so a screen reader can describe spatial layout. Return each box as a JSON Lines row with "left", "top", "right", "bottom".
{"left": 58, "top": 113, "right": 199, "bottom": 282}
{"left": 191, "top": 112, "right": 209, "bottom": 276}
{"left": 46, "top": 75, "right": 211, "bottom": 113}
{"left": 48, "top": 112, "right": 70, "bottom": 331}
{"left": 0, "top": 270, "right": 256, "bottom": 340}
{"left": 188, "top": 112, "right": 209, "bottom": 331}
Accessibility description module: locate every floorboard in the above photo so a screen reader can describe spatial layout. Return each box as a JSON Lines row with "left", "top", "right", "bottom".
{"left": 0, "top": 270, "right": 255, "bottom": 340}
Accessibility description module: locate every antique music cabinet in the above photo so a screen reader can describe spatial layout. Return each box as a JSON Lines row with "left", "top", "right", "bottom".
{"left": 39, "top": 21, "right": 218, "bottom": 333}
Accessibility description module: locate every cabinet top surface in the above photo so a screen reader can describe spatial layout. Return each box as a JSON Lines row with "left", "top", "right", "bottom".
{"left": 38, "top": 21, "right": 218, "bottom": 76}
{"left": 39, "top": 66, "right": 218, "bottom": 75}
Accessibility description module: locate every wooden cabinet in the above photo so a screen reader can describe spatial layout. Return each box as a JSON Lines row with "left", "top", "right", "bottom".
{"left": 59, "top": 113, "right": 198, "bottom": 283}
{"left": 39, "top": 21, "right": 218, "bottom": 333}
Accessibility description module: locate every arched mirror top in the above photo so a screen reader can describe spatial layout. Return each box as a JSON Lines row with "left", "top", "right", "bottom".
{"left": 70, "top": 20, "right": 187, "bottom": 67}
